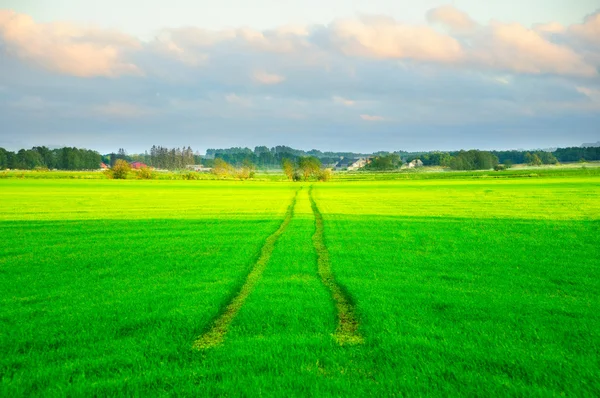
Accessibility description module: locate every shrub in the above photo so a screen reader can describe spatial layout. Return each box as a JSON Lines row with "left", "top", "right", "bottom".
{"left": 182, "top": 171, "right": 200, "bottom": 180}
{"left": 494, "top": 164, "right": 505, "bottom": 171}
{"left": 111, "top": 159, "right": 131, "bottom": 179}
{"left": 212, "top": 158, "right": 233, "bottom": 178}
{"left": 235, "top": 166, "right": 253, "bottom": 180}
{"left": 281, "top": 159, "right": 295, "bottom": 180}
{"left": 136, "top": 166, "right": 154, "bottom": 179}
{"left": 317, "top": 168, "right": 333, "bottom": 181}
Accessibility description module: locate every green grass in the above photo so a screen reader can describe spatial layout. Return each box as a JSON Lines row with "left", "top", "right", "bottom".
{"left": 1, "top": 176, "right": 599, "bottom": 395}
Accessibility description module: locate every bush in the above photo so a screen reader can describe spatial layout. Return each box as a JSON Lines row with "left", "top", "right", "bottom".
{"left": 494, "top": 164, "right": 506, "bottom": 171}
{"left": 235, "top": 166, "right": 252, "bottom": 180}
{"left": 111, "top": 159, "right": 131, "bottom": 179}
{"left": 317, "top": 168, "right": 333, "bottom": 181}
{"left": 182, "top": 171, "right": 200, "bottom": 180}
{"left": 281, "top": 159, "right": 295, "bottom": 180}
{"left": 136, "top": 166, "right": 154, "bottom": 179}
{"left": 212, "top": 158, "right": 234, "bottom": 178}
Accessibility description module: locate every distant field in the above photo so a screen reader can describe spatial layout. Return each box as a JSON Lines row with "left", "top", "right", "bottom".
{"left": 1, "top": 176, "right": 599, "bottom": 395}
{"left": 1, "top": 162, "right": 599, "bottom": 182}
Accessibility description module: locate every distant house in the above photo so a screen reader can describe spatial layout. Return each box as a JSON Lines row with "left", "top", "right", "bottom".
{"left": 130, "top": 161, "right": 148, "bottom": 170}
{"left": 100, "top": 162, "right": 109, "bottom": 170}
{"left": 407, "top": 159, "right": 424, "bottom": 168}
{"left": 335, "top": 157, "right": 370, "bottom": 171}
{"left": 186, "top": 165, "right": 213, "bottom": 172}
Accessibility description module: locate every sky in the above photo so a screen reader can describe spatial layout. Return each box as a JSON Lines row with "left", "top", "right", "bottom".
{"left": 0, "top": 0, "right": 599, "bottom": 154}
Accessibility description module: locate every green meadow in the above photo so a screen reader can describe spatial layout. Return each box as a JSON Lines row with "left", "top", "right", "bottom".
{"left": 1, "top": 175, "right": 599, "bottom": 396}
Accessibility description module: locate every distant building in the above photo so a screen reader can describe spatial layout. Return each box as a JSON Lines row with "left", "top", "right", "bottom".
{"left": 100, "top": 162, "right": 109, "bottom": 169}
{"left": 407, "top": 159, "right": 424, "bottom": 168}
{"left": 130, "top": 161, "right": 148, "bottom": 170}
{"left": 186, "top": 165, "right": 213, "bottom": 172}
{"left": 335, "top": 157, "right": 371, "bottom": 171}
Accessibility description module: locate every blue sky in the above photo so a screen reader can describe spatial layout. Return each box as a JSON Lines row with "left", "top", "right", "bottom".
{"left": 1, "top": 1, "right": 599, "bottom": 153}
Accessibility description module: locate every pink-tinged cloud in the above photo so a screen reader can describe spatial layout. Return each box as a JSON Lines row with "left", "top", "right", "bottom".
{"left": 329, "top": 16, "right": 463, "bottom": 62}
{"left": 0, "top": 10, "right": 141, "bottom": 77}
{"left": 164, "top": 25, "right": 310, "bottom": 54}
{"left": 253, "top": 70, "right": 285, "bottom": 85}
{"left": 360, "top": 114, "right": 384, "bottom": 121}
{"left": 333, "top": 96, "right": 355, "bottom": 106}
{"left": 533, "top": 21, "right": 566, "bottom": 34}
{"left": 426, "top": 5, "right": 477, "bottom": 34}
{"left": 569, "top": 10, "right": 600, "bottom": 44}
{"left": 472, "top": 21, "right": 596, "bottom": 76}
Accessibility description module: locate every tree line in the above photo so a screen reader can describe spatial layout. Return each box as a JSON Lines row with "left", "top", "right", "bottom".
{"left": 3, "top": 144, "right": 599, "bottom": 171}
{"left": 0, "top": 147, "right": 101, "bottom": 170}
{"left": 400, "top": 147, "right": 600, "bottom": 170}
{"left": 207, "top": 145, "right": 368, "bottom": 168}
{"left": 103, "top": 147, "right": 201, "bottom": 170}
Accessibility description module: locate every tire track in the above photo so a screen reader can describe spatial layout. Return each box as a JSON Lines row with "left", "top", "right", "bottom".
{"left": 309, "top": 186, "right": 364, "bottom": 346}
{"left": 193, "top": 189, "right": 300, "bottom": 350}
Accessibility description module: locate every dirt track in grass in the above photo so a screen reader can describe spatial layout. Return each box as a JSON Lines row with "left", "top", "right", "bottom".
{"left": 309, "top": 186, "right": 364, "bottom": 346}
{"left": 193, "top": 189, "right": 300, "bottom": 350}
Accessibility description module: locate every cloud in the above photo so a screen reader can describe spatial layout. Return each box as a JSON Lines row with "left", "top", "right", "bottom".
{"left": 424, "top": 5, "right": 597, "bottom": 77}
{"left": 253, "top": 70, "right": 285, "bottom": 85}
{"left": 225, "top": 93, "right": 252, "bottom": 107}
{"left": 569, "top": 10, "right": 600, "bottom": 43}
{"left": 426, "top": 5, "right": 477, "bottom": 34}
{"left": 327, "top": 15, "right": 463, "bottom": 62}
{"left": 576, "top": 86, "right": 600, "bottom": 103}
{"left": 533, "top": 22, "right": 566, "bottom": 34}
{"left": 333, "top": 96, "right": 355, "bottom": 106}
{"left": 0, "top": 10, "right": 141, "bottom": 77}
{"left": 1, "top": 7, "right": 600, "bottom": 153}
{"left": 161, "top": 25, "right": 310, "bottom": 55}
{"left": 152, "top": 37, "right": 209, "bottom": 67}
{"left": 470, "top": 21, "right": 596, "bottom": 76}
{"left": 360, "top": 114, "right": 384, "bottom": 121}
{"left": 3, "top": 7, "right": 597, "bottom": 81}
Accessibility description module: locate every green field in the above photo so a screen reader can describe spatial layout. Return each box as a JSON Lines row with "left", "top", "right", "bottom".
{"left": 1, "top": 175, "right": 599, "bottom": 396}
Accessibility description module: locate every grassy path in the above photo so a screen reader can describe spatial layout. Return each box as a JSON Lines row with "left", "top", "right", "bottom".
{"left": 196, "top": 187, "right": 347, "bottom": 394}
{"left": 194, "top": 186, "right": 363, "bottom": 350}
{"left": 193, "top": 189, "right": 300, "bottom": 349}
{"left": 309, "top": 186, "right": 363, "bottom": 345}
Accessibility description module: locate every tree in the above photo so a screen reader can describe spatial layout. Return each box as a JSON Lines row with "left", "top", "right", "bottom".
{"left": 297, "top": 156, "right": 321, "bottom": 181}
{"left": 449, "top": 150, "right": 498, "bottom": 170}
{"left": 366, "top": 154, "right": 401, "bottom": 170}
{"left": 525, "top": 152, "right": 542, "bottom": 166}
{"left": 111, "top": 159, "right": 131, "bottom": 179}
{"left": 0, "top": 148, "right": 9, "bottom": 170}
{"left": 212, "top": 158, "right": 233, "bottom": 177}
{"left": 281, "top": 158, "right": 295, "bottom": 180}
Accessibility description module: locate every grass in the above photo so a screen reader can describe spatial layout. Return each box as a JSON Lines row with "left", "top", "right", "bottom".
{"left": 193, "top": 189, "right": 299, "bottom": 349}
{"left": 1, "top": 174, "right": 599, "bottom": 395}
{"left": 309, "top": 187, "right": 363, "bottom": 346}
